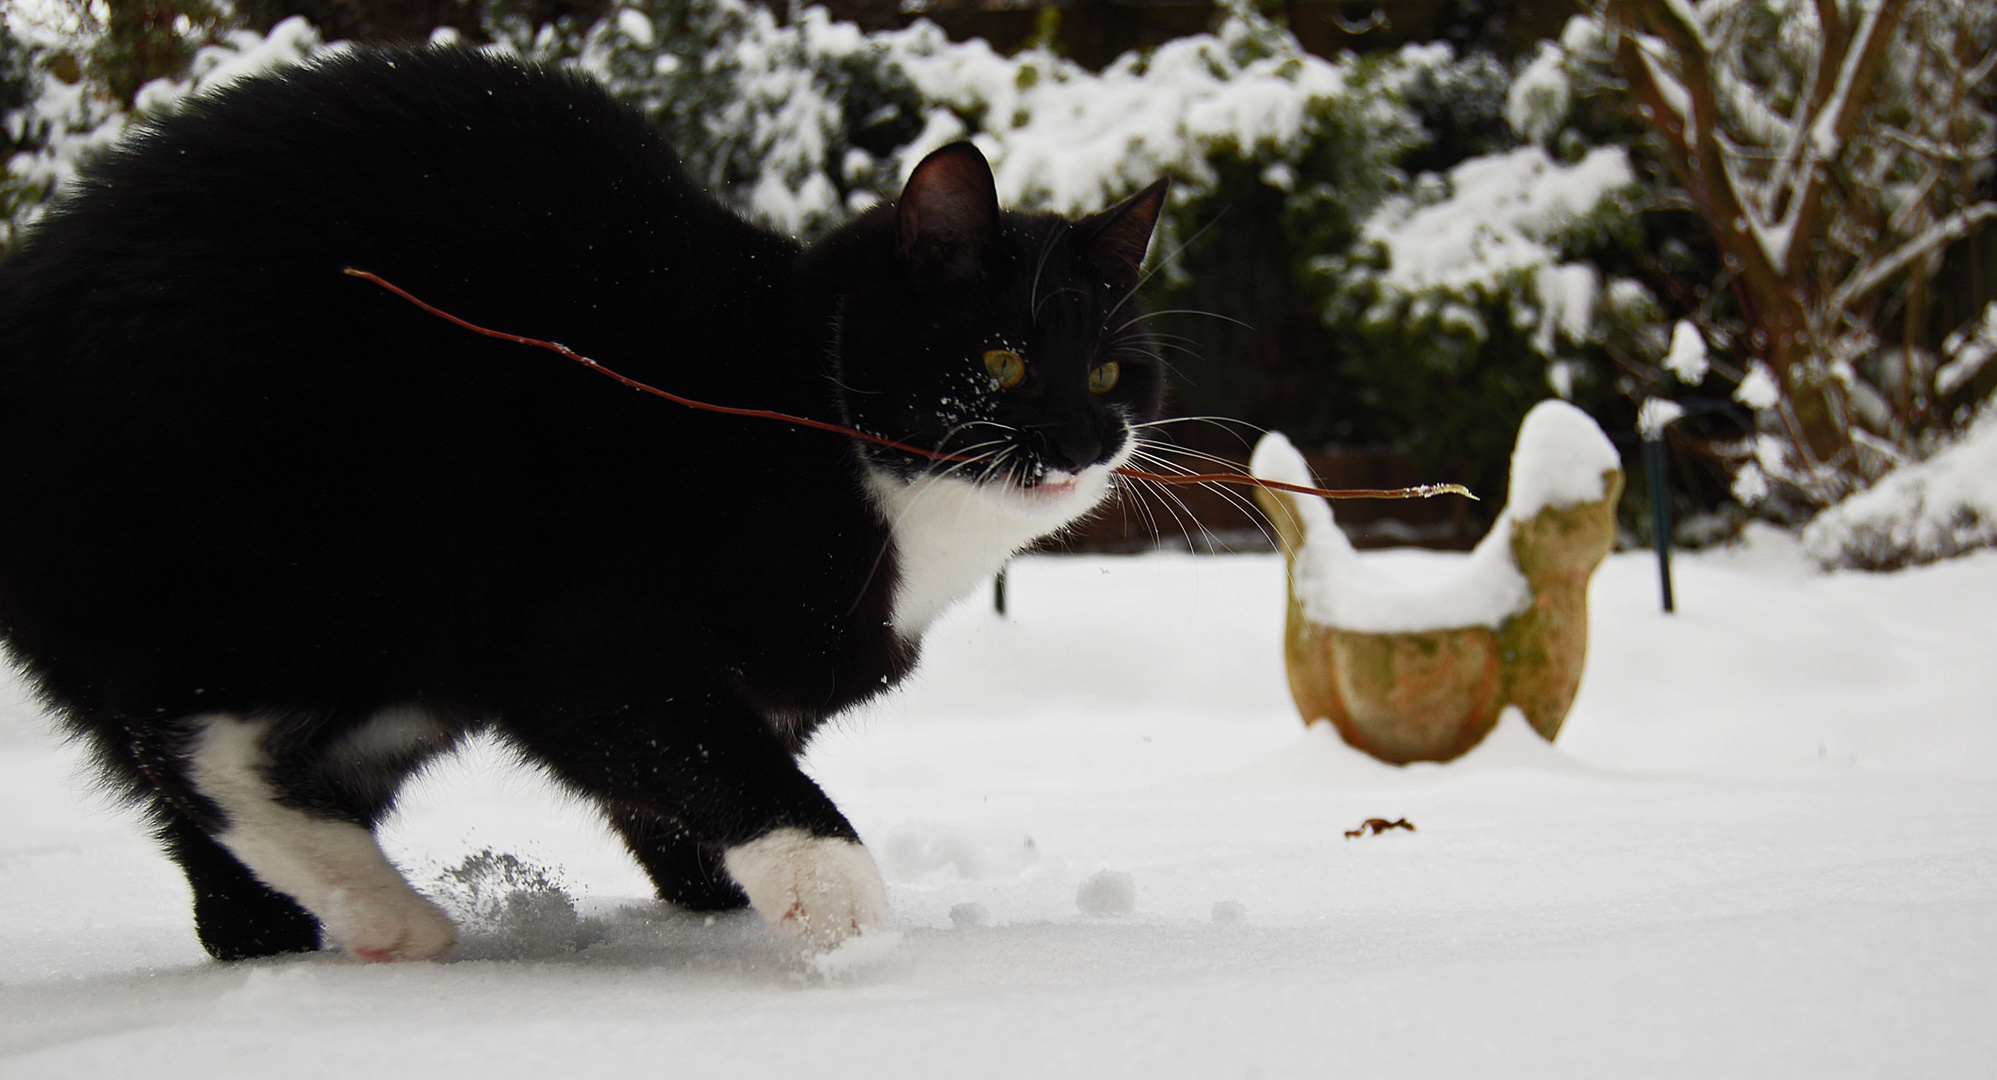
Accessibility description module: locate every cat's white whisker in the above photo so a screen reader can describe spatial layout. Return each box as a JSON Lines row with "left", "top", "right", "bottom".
{"left": 1110, "top": 307, "right": 1254, "bottom": 338}
{"left": 1124, "top": 439, "right": 1277, "bottom": 550}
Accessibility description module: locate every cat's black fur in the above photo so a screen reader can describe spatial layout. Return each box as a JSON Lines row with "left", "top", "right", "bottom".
{"left": 0, "top": 47, "right": 1164, "bottom": 960}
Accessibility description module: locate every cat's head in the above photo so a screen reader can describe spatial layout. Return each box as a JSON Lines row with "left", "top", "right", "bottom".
{"left": 824, "top": 143, "right": 1168, "bottom": 520}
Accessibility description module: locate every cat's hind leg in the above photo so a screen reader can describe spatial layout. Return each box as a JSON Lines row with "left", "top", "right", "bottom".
{"left": 181, "top": 712, "right": 458, "bottom": 962}
{"left": 158, "top": 809, "right": 324, "bottom": 960}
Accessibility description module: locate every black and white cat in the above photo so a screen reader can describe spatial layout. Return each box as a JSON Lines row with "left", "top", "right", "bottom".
{"left": 0, "top": 47, "right": 1165, "bottom": 960}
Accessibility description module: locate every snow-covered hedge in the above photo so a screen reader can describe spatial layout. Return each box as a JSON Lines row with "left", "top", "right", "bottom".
{"left": 1, "top": 16, "right": 328, "bottom": 247}
{"left": 1803, "top": 403, "right": 1997, "bottom": 571}
{"left": 569, "top": 0, "right": 1431, "bottom": 243}
{"left": 1323, "top": 142, "right": 1639, "bottom": 380}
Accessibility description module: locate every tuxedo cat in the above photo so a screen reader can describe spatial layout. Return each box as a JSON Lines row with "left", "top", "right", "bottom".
{"left": 0, "top": 46, "right": 1165, "bottom": 960}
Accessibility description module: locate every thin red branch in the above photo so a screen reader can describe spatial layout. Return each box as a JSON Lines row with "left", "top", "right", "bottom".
{"left": 344, "top": 268, "right": 1473, "bottom": 503}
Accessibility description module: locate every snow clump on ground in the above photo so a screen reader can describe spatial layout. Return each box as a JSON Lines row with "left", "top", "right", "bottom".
{"left": 1075, "top": 870, "right": 1137, "bottom": 915}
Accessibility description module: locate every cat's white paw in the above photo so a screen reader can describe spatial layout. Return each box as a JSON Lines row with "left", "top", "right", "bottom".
{"left": 722, "top": 828, "right": 888, "bottom": 949}
{"left": 322, "top": 885, "right": 458, "bottom": 962}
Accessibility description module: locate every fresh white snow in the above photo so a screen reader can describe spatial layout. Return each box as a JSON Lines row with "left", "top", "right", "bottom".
{"left": 1342, "top": 143, "right": 1636, "bottom": 360}
{"left": 1939, "top": 301, "right": 1997, "bottom": 397}
{"left": 4, "top": 532, "right": 1995, "bottom": 1077}
{"left": 1735, "top": 361, "right": 1782, "bottom": 410}
{"left": 1662, "top": 318, "right": 1710, "bottom": 385}
{"left": 1504, "top": 398, "right": 1622, "bottom": 518}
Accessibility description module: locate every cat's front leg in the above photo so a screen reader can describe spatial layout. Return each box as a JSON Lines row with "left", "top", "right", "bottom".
{"left": 611, "top": 807, "right": 885, "bottom": 946}
{"left": 507, "top": 691, "right": 888, "bottom": 949}
{"left": 607, "top": 808, "right": 747, "bottom": 913}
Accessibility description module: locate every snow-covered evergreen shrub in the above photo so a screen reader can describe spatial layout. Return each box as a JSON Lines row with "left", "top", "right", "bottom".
{"left": 570, "top": 0, "right": 1419, "bottom": 247}
{"left": 0, "top": 21, "right": 44, "bottom": 244}
{"left": 1802, "top": 403, "right": 1997, "bottom": 570}
{"left": 1, "top": 15, "right": 327, "bottom": 248}
{"left": 571, "top": 0, "right": 924, "bottom": 239}
{"left": 1282, "top": 16, "right": 1700, "bottom": 512}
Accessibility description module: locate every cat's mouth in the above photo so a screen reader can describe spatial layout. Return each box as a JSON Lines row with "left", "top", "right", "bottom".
{"left": 998, "top": 467, "right": 1110, "bottom": 510}
{"left": 1023, "top": 474, "right": 1079, "bottom": 497}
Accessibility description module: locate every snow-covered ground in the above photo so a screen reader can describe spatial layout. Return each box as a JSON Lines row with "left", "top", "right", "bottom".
{"left": 4, "top": 529, "right": 1993, "bottom": 1077}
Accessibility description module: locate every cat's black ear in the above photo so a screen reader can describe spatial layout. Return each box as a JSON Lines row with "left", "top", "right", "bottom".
{"left": 896, "top": 142, "right": 1000, "bottom": 281}
{"left": 1078, "top": 178, "right": 1170, "bottom": 286}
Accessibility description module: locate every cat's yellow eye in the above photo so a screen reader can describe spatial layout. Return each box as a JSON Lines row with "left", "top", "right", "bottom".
{"left": 1089, "top": 361, "right": 1120, "bottom": 394}
{"left": 984, "top": 348, "right": 1026, "bottom": 389}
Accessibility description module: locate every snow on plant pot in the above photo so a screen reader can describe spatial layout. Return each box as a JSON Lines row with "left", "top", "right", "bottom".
{"left": 1249, "top": 400, "right": 1623, "bottom": 764}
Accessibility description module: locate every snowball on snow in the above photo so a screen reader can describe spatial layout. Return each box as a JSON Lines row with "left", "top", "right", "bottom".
{"left": 1210, "top": 900, "right": 1247, "bottom": 924}
{"left": 1075, "top": 870, "right": 1137, "bottom": 915}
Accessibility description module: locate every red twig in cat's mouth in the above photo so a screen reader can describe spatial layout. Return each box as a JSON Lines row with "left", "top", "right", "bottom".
{"left": 345, "top": 268, "right": 1474, "bottom": 502}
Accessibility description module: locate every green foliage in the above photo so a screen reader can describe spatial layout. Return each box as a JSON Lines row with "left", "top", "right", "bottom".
{"left": 89, "top": 0, "right": 228, "bottom": 105}
{"left": 579, "top": 0, "right": 924, "bottom": 238}
{"left": 0, "top": 23, "right": 43, "bottom": 241}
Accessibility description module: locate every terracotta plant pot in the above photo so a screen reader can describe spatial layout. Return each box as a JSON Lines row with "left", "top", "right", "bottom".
{"left": 1250, "top": 400, "right": 1624, "bottom": 764}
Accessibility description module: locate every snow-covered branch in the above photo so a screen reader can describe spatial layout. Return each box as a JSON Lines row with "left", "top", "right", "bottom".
{"left": 1830, "top": 202, "right": 1997, "bottom": 315}
{"left": 1805, "top": 0, "right": 1891, "bottom": 161}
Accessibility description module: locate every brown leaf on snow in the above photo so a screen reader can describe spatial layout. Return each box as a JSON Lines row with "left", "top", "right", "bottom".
{"left": 1344, "top": 817, "right": 1415, "bottom": 839}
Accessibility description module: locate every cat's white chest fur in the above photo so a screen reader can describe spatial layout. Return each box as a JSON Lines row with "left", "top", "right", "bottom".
{"left": 865, "top": 460, "right": 1121, "bottom": 639}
